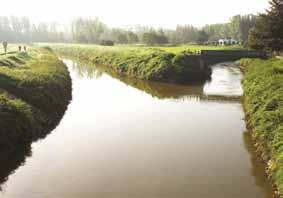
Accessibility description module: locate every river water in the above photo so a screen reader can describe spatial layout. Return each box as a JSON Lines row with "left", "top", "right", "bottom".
{"left": 0, "top": 60, "right": 273, "bottom": 198}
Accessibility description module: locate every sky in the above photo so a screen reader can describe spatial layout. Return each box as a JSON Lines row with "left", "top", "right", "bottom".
{"left": 2, "top": 0, "right": 270, "bottom": 28}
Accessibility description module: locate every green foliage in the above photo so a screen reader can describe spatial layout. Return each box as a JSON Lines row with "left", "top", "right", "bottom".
{"left": 248, "top": 0, "right": 283, "bottom": 52}
{"left": 196, "top": 30, "right": 209, "bottom": 44}
{"left": 127, "top": 31, "right": 139, "bottom": 44}
{"left": 0, "top": 14, "right": 256, "bottom": 45}
{"left": 100, "top": 40, "right": 114, "bottom": 46}
{"left": 71, "top": 17, "right": 106, "bottom": 43}
{"left": 0, "top": 48, "right": 71, "bottom": 149}
{"left": 230, "top": 15, "right": 258, "bottom": 43}
{"left": 242, "top": 58, "right": 283, "bottom": 194}
{"left": 142, "top": 30, "right": 169, "bottom": 45}
{"left": 49, "top": 43, "right": 213, "bottom": 83}
{"left": 202, "top": 14, "right": 257, "bottom": 44}
{"left": 151, "top": 44, "right": 243, "bottom": 54}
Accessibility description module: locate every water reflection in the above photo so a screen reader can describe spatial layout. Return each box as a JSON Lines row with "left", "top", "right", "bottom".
{"left": 68, "top": 58, "right": 241, "bottom": 102}
{"left": 0, "top": 103, "right": 71, "bottom": 191}
{"left": 0, "top": 68, "right": 72, "bottom": 190}
{"left": 243, "top": 132, "right": 274, "bottom": 197}
{"left": 0, "top": 58, "right": 273, "bottom": 198}
{"left": 204, "top": 62, "right": 243, "bottom": 96}
{"left": 0, "top": 146, "right": 31, "bottom": 191}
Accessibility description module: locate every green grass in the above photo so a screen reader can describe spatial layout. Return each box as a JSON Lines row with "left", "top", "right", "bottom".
{"left": 149, "top": 44, "right": 244, "bottom": 54}
{"left": 241, "top": 58, "right": 283, "bottom": 196}
{"left": 0, "top": 47, "right": 71, "bottom": 149}
{"left": 39, "top": 43, "right": 243, "bottom": 54}
{"left": 44, "top": 43, "right": 216, "bottom": 83}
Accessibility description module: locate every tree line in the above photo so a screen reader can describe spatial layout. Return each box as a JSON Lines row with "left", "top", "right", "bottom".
{"left": 0, "top": 16, "right": 71, "bottom": 43}
{"left": 69, "top": 15, "right": 258, "bottom": 45}
{"left": 1, "top": 0, "right": 282, "bottom": 53}
{"left": 0, "top": 14, "right": 258, "bottom": 45}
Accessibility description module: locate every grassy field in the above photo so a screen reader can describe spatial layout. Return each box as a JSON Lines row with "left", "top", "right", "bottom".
{"left": 148, "top": 44, "right": 244, "bottom": 54}
{"left": 0, "top": 47, "right": 71, "bottom": 149}
{"left": 44, "top": 43, "right": 240, "bottom": 83}
{"left": 40, "top": 43, "right": 243, "bottom": 54}
{"left": 241, "top": 58, "right": 283, "bottom": 196}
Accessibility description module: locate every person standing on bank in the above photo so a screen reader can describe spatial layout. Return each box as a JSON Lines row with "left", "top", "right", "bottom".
{"left": 2, "top": 42, "right": 8, "bottom": 54}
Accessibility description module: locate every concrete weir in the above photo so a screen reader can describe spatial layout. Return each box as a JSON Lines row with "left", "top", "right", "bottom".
{"left": 195, "top": 50, "right": 267, "bottom": 67}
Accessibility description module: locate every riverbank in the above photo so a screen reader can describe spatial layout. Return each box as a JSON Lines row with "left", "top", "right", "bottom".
{"left": 0, "top": 47, "right": 72, "bottom": 150}
{"left": 46, "top": 44, "right": 212, "bottom": 83}
{"left": 241, "top": 58, "right": 283, "bottom": 196}
{"left": 67, "top": 57, "right": 241, "bottom": 102}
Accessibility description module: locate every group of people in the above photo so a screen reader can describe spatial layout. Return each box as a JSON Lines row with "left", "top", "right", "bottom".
{"left": 1, "top": 41, "right": 28, "bottom": 54}
{"left": 18, "top": 45, "right": 27, "bottom": 52}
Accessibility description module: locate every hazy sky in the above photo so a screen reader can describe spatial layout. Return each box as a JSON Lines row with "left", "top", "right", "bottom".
{"left": 2, "top": 0, "right": 270, "bottom": 28}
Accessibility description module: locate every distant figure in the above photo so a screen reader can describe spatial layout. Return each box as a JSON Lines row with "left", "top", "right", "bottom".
{"left": 24, "top": 46, "right": 27, "bottom": 52}
{"left": 18, "top": 46, "right": 22, "bottom": 52}
{"left": 2, "top": 42, "right": 8, "bottom": 54}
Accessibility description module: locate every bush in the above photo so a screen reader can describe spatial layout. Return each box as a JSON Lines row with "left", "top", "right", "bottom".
{"left": 0, "top": 48, "right": 72, "bottom": 150}
{"left": 242, "top": 58, "right": 283, "bottom": 195}
{"left": 50, "top": 44, "right": 212, "bottom": 83}
{"left": 100, "top": 40, "right": 114, "bottom": 46}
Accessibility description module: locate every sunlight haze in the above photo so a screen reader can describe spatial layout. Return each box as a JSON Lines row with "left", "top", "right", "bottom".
{"left": 2, "top": 0, "right": 270, "bottom": 28}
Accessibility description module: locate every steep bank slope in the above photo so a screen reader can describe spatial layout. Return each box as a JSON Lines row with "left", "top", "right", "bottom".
{"left": 48, "top": 44, "right": 212, "bottom": 83}
{"left": 0, "top": 48, "right": 72, "bottom": 150}
{"left": 242, "top": 58, "right": 283, "bottom": 196}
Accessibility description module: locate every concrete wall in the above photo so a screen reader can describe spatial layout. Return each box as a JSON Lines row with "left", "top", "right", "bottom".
{"left": 183, "top": 50, "right": 267, "bottom": 69}
{"left": 200, "top": 50, "right": 268, "bottom": 66}
{"left": 201, "top": 50, "right": 267, "bottom": 58}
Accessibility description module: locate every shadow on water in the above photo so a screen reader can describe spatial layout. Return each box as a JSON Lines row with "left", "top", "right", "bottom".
{"left": 0, "top": 57, "right": 274, "bottom": 197}
{"left": 0, "top": 98, "right": 71, "bottom": 191}
{"left": 0, "top": 65, "right": 72, "bottom": 190}
{"left": 68, "top": 58, "right": 241, "bottom": 103}
{"left": 0, "top": 96, "right": 71, "bottom": 190}
{"left": 0, "top": 145, "right": 31, "bottom": 191}
{"left": 243, "top": 132, "right": 274, "bottom": 197}
{"left": 65, "top": 57, "right": 274, "bottom": 197}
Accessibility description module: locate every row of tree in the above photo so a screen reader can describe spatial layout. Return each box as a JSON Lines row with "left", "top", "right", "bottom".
{"left": 0, "top": 15, "right": 257, "bottom": 45}
{"left": 1, "top": 9, "right": 278, "bottom": 49}
{"left": 69, "top": 15, "right": 258, "bottom": 45}
{"left": 0, "top": 16, "right": 71, "bottom": 43}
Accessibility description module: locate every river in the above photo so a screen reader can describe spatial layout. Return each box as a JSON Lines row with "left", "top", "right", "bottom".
{"left": 0, "top": 60, "right": 273, "bottom": 198}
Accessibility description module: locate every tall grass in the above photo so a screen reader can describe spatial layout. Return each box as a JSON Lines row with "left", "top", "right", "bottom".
{"left": 242, "top": 58, "right": 283, "bottom": 196}
{"left": 46, "top": 43, "right": 212, "bottom": 83}
{"left": 0, "top": 48, "right": 72, "bottom": 150}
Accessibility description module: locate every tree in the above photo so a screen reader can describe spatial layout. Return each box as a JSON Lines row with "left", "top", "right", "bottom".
{"left": 197, "top": 30, "right": 209, "bottom": 44}
{"left": 71, "top": 17, "right": 106, "bottom": 43}
{"left": 127, "top": 31, "right": 139, "bottom": 43}
{"left": 171, "top": 25, "right": 198, "bottom": 44}
{"left": 117, "top": 33, "right": 128, "bottom": 44}
{"left": 230, "top": 15, "right": 257, "bottom": 43}
{"left": 142, "top": 30, "right": 169, "bottom": 45}
{"left": 142, "top": 32, "right": 156, "bottom": 45}
{"left": 248, "top": 0, "right": 283, "bottom": 51}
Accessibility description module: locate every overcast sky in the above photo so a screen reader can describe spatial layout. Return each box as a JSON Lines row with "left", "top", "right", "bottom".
{"left": 2, "top": 0, "right": 270, "bottom": 28}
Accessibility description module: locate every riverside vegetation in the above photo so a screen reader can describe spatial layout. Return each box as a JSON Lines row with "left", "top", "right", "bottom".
{"left": 47, "top": 44, "right": 242, "bottom": 83}
{"left": 70, "top": 56, "right": 241, "bottom": 102}
{"left": 241, "top": 58, "right": 283, "bottom": 196}
{"left": 0, "top": 47, "right": 72, "bottom": 150}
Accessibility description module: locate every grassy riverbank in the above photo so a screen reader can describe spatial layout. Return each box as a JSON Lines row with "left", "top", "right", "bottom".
{"left": 45, "top": 44, "right": 225, "bottom": 83}
{"left": 241, "top": 58, "right": 283, "bottom": 196}
{"left": 0, "top": 47, "right": 72, "bottom": 149}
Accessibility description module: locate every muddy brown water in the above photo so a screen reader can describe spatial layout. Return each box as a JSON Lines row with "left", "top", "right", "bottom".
{"left": 0, "top": 60, "right": 273, "bottom": 198}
